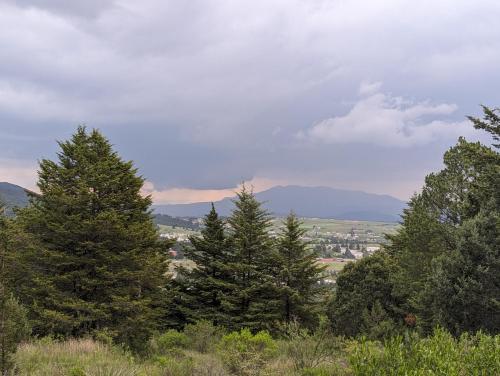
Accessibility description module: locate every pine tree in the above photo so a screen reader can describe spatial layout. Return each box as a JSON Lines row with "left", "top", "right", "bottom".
{"left": 18, "top": 127, "right": 170, "bottom": 351}
{"left": 0, "top": 203, "right": 31, "bottom": 373}
{"left": 421, "top": 198, "right": 500, "bottom": 335}
{"left": 275, "top": 213, "right": 325, "bottom": 327}
{"left": 178, "top": 204, "right": 234, "bottom": 326}
{"left": 224, "top": 187, "right": 278, "bottom": 331}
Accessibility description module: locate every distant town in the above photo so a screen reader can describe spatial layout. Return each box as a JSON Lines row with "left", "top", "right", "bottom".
{"left": 158, "top": 215, "right": 399, "bottom": 283}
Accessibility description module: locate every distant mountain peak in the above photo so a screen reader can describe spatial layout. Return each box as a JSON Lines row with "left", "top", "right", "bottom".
{"left": 153, "top": 185, "right": 406, "bottom": 222}
{"left": 0, "top": 182, "right": 32, "bottom": 215}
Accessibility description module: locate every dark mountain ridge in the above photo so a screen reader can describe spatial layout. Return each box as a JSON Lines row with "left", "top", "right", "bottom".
{"left": 154, "top": 185, "right": 406, "bottom": 222}
{"left": 1, "top": 182, "right": 407, "bottom": 222}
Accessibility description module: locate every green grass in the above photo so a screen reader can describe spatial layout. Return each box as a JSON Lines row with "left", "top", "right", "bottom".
{"left": 11, "top": 327, "right": 499, "bottom": 376}
{"left": 288, "top": 218, "right": 399, "bottom": 237}
{"left": 158, "top": 218, "right": 400, "bottom": 239}
{"left": 320, "top": 259, "right": 354, "bottom": 272}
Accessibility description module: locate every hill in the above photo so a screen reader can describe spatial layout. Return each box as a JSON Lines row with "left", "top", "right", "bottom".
{"left": 153, "top": 185, "right": 406, "bottom": 222}
{"left": 0, "top": 182, "right": 31, "bottom": 215}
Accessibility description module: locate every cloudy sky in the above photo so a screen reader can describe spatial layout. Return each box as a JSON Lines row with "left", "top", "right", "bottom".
{"left": 1, "top": 0, "right": 499, "bottom": 203}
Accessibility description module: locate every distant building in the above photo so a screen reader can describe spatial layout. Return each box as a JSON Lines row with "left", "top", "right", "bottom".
{"left": 367, "top": 246, "right": 380, "bottom": 253}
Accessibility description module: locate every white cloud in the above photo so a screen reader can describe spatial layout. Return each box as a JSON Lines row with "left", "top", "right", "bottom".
{"left": 359, "top": 81, "right": 382, "bottom": 96}
{"left": 303, "top": 84, "right": 471, "bottom": 147}
{"left": 141, "top": 177, "right": 287, "bottom": 204}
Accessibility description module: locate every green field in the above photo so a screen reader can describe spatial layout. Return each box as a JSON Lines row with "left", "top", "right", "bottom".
{"left": 282, "top": 217, "right": 400, "bottom": 236}
{"left": 320, "top": 259, "right": 355, "bottom": 272}
{"left": 158, "top": 217, "right": 399, "bottom": 238}
{"left": 157, "top": 224, "right": 199, "bottom": 237}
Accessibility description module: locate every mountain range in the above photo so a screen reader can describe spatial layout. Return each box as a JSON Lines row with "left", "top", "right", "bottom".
{"left": 1, "top": 182, "right": 406, "bottom": 222}
{"left": 154, "top": 185, "right": 406, "bottom": 222}
{"left": 0, "top": 182, "right": 31, "bottom": 216}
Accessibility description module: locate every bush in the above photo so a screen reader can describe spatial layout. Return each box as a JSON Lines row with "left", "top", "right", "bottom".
{"left": 217, "top": 328, "right": 278, "bottom": 375}
{"left": 184, "top": 320, "right": 225, "bottom": 353}
{"left": 153, "top": 356, "right": 194, "bottom": 375}
{"left": 0, "top": 294, "right": 31, "bottom": 373}
{"left": 281, "top": 319, "right": 344, "bottom": 371}
{"left": 151, "top": 329, "right": 189, "bottom": 356}
{"left": 349, "top": 328, "right": 500, "bottom": 375}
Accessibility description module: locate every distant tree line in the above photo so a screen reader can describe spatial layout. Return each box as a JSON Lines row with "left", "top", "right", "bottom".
{"left": 0, "top": 106, "right": 499, "bottom": 368}
{"left": 154, "top": 214, "right": 200, "bottom": 231}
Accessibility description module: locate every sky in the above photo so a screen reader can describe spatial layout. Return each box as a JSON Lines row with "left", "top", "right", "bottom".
{"left": 1, "top": 0, "right": 499, "bottom": 203}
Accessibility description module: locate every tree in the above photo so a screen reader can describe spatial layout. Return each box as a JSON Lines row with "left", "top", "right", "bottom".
{"left": 177, "top": 204, "right": 235, "bottom": 326}
{"left": 223, "top": 187, "right": 278, "bottom": 331}
{"left": 386, "top": 105, "right": 500, "bottom": 335}
{"left": 275, "top": 213, "right": 325, "bottom": 327}
{"left": 328, "top": 252, "right": 404, "bottom": 337}
{"left": 420, "top": 198, "right": 500, "bottom": 335}
{"left": 18, "top": 127, "right": 170, "bottom": 351}
{"left": 0, "top": 203, "right": 31, "bottom": 373}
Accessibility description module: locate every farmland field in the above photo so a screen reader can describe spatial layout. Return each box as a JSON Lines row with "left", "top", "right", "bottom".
{"left": 285, "top": 217, "right": 400, "bottom": 236}
{"left": 158, "top": 217, "right": 400, "bottom": 238}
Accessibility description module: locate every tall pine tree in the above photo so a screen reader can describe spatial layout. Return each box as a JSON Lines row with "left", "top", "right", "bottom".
{"left": 224, "top": 187, "right": 278, "bottom": 331}
{"left": 275, "top": 213, "right": 325, "bottom": 327}
{"left": 18, "top": 127, "right": 170, "bottom": 351}
{"left": 177, "top": 204, "right": 234, "bottom": 326}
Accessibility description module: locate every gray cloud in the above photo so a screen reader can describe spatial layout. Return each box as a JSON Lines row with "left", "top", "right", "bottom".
{"left": 0, "top": 0, "right": 499, "bottom": 199}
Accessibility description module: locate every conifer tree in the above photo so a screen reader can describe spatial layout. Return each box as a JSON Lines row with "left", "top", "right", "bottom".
{"left": 178, "top": 204, "right": 234, "bottom": 326}
{"left": 224, "top": 187, "right": 278, "bottom": 331}
{"left": 18, "top": 127, "right": 170, "bottom": 351}
{"left": 0, "top": 203, "right": 31, "bottom": 373}
{"left": 275, "top": 213, "right": 325, "bottom": 327}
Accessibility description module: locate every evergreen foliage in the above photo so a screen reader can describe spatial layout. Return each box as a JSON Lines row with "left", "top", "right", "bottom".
{"left": 177, "top": 204, "right": 234, "bottom": 326}
{"left": 275, "top": 213, "right": 325, "bottom": 326}
{"left": 0, "top": 203, "right": 31, "bottom": 373}
{"left": 224, "top": 187, "right": 278, "bottom": 331}
{"left": 328, "top": 252, "right": 403, "bottom": 337}
{"left": 384, "top": 105, "right": 500, "bottom": 335}
{"left": 17, "top": 127, "right": 170, "bottom": 351}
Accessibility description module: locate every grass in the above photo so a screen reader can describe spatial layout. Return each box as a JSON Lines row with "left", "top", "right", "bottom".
{"left": 320, "top": 259, "right": 355, "bottom": 272}
{"left": 12, "top": 338, "right": 154, "bottom": 375}
{"left": 290, "top": 218, "right": 400, "bottom": 236}
{"left": 158, "top": 218, "right": 400, "bottom": 239}
{"left": 11, "top": 326, "right": 499, "bottom": 376}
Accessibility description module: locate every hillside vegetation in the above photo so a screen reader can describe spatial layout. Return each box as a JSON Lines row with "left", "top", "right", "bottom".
{"left": 0, "top": 106, "right": 499, "bottom": 375}
{"left": 11, "top": 325, "right": 500, "bottom": 375}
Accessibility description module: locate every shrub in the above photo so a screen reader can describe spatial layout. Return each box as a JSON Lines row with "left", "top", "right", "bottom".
{"left": 151, "top": 329, "right": 189, "bottom": 356}
{"left": 184, "top": 320, "right": 225, "bottom": 353}
{"left": 217, "top": 328, "right": 278, "bottom": 375}
{"left": 349, "top": 328, "right": 500, "bottom": 375}
{"left": 281, "top": 318, "right": 344, "bottom": 371}
{"left": 0, "top": 294, "right": 31, "bottom": 373}
{"left": 300, "top": 365, "right": 347, "bottom": 376}
{"left": 153, "top": 356, "right": 194, "bottom": 375}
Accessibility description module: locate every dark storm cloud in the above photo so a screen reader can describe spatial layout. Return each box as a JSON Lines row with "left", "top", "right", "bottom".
{"left": 1, "top": 0, "right": 499, "bottom": 199}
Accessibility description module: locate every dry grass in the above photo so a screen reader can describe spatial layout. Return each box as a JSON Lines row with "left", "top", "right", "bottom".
{"left": 12, "top": 338, "right": 157, "bottom": 376}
